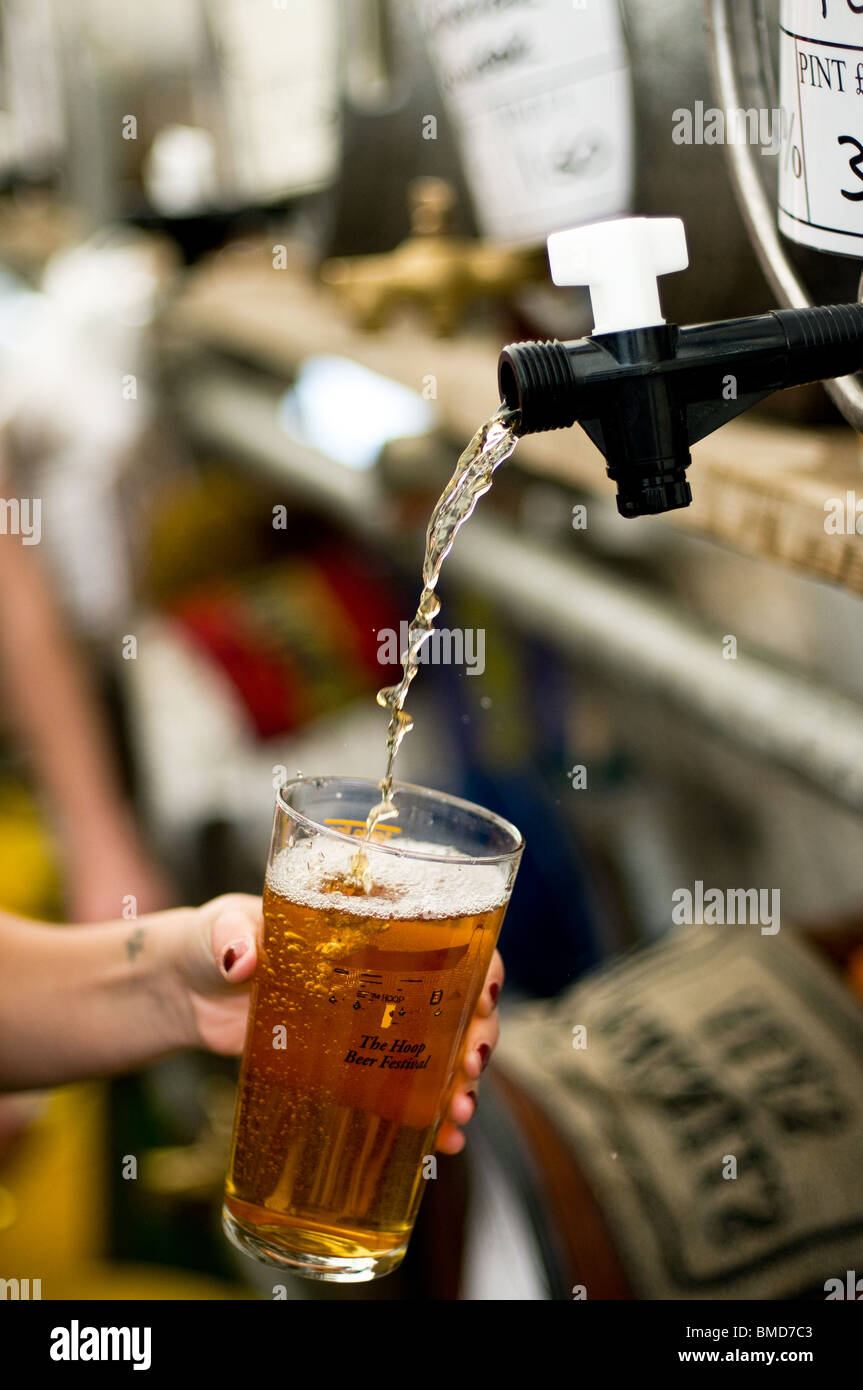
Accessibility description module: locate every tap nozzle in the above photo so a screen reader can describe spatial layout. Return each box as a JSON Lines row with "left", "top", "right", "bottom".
{"left": 498, "top": 217, "right": 863, "bottom": 517}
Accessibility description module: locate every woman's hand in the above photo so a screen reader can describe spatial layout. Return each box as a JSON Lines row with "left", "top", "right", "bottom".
{"left": 175, "top": 895, "right": 503, "bottom": 1151}
{"left": 172, "top": 894, "right": 263, "bottom": 1056}
{"left": 436, "top": 951, "right": 503, "bottom": 1154}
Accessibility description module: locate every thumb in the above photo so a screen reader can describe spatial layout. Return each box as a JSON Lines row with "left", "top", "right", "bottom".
{"left": 187, "top": 893, "right": 262, "bottom": 993}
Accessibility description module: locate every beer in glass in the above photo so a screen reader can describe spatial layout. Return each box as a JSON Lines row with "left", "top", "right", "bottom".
{"left": 222, "top": 775, "right": 523, "bottom": 1281}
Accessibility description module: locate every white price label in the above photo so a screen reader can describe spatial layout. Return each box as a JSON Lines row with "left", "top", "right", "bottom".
{"left": 779, "top": 0, "right": 863, "bottom": 256}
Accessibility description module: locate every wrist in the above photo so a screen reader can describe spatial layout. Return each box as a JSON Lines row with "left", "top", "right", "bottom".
{"left": 126, "top": 909, "right": 199, "bottom": 1057}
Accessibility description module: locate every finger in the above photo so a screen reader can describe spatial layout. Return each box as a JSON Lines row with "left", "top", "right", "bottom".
{"left": 433, "top": 973, "right": 503, "bottom": 1152}
{"left": 475, "top": 949, "right": 504, "bottom": 1019}
{"left": 437, "top": 1058, "right": 487, "bottom": 1149}
{"left": 455, "top": 1010, "right": 500, "bottom": 1081}
{"left": 213, "top": 908, "right": 260, "bottom": 985}
{"left": 447, "top": 1086, "right": 479, "bottom": 1128}
{"left": 444, "top": 1051, "right": 489, "bottom": 1130}
{"left": 186, "top": 894, "right": 263, "bottom": 993}
{"left": 435, "top": 1119, "right": 466, "bottom": 1155}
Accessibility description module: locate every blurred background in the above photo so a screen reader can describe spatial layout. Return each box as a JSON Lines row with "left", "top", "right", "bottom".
{"left": 0, "top": 0, "right": 862, "bottom": 1302}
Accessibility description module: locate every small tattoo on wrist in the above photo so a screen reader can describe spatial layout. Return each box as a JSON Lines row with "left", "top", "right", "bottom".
{"left": 126, "top": 927, "right": 145, "bottom": 961}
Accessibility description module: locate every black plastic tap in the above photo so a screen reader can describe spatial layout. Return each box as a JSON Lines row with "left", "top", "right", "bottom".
{"left": 497, "top": 217, "right": 863, "bottom": 518}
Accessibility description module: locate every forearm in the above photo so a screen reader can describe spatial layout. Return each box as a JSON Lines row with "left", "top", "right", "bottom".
{"left": 0, "top": 535, "right": 134, "bottom": 853}
{"left": 0, "top": 910, "right": 193, "bottom": 1091}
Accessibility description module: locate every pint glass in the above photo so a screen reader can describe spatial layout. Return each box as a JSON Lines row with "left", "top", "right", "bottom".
{"left": 222, "top": 775, "right": 523, "bottom": 1282}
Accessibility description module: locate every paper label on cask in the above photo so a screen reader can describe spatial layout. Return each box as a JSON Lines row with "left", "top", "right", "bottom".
{"left": 417, "top": 0, "right": 633, "bottom": 243}
{"left": 779, "top": 0, "right": 863, "bottom": 256}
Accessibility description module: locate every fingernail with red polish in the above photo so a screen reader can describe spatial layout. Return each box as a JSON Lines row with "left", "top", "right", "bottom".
{"left": 489, "top": 982, "right": 499, "bottom": 1007}
{"left": 222, "top": 938, "right": 249, "bottom": 976}
{"left": 477, "top": 1043, "right": 491, "bottom": 1071}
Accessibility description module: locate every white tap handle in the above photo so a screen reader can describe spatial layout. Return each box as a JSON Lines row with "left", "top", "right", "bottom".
{"left": 546, "top": 216, "right": 689, "bottom": 335}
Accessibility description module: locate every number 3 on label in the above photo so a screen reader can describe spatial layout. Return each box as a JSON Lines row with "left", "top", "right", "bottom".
{"left": 839, "top": 134, "right": 863, "bottom": 200}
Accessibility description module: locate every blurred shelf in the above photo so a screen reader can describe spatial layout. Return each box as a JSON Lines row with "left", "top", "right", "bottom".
{"left": 165, "top": 240, "right": 863, "bottom": 597}
{"left": 0, "top": 193, "right": 85, "bottom": 275}
{"left": 174, "top": 364, "right": 388, "bottom": 537}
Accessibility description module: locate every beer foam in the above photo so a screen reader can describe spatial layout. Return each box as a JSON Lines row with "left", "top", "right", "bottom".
{"left": 266, "top": 835, "right": 510, "bottom": 920}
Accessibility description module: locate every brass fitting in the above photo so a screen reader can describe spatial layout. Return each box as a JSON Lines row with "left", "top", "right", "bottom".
{"left": 320, "top": 176, "right": 544, "bottom": 335}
